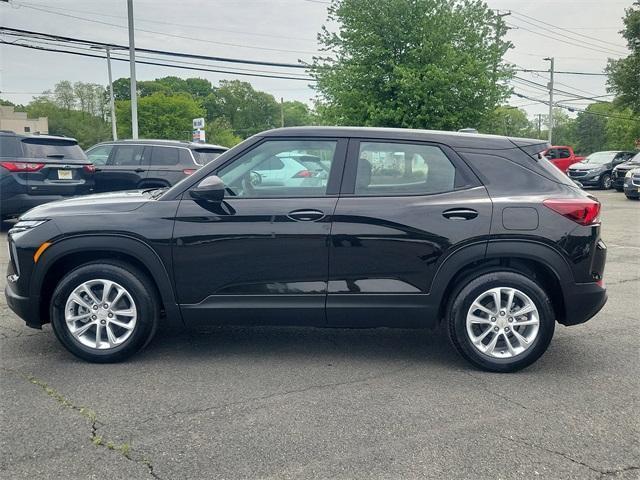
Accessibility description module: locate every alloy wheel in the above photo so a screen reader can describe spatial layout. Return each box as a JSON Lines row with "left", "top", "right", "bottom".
{"left": 64, "top": 279, "right": 137, "bottom": 350}
{"left": 465, "top": 287, "right": 540, "bottom": 359}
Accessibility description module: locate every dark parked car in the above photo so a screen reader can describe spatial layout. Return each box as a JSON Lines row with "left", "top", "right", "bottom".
{"left": 612, "top": 152, "right": 640, "bottom": 191}
{"left": 0, "top": 131, "right": 95, "bottom": 220}
{"left": 5, "top": 127, "right": 607, "bottom": 372}
{"left": 85, "top": 140, "right": 227, "bottom": 192}
{"left": 566, "top": 150, "right": 636, "bottom": 189}
{"left": 623, "top": 167, "right": 640, "bottom": 199}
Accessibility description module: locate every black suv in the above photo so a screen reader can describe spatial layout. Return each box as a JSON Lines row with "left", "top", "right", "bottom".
{"left": 5, "top": 127, "right": 607, "bottom": 372}
{"left": 85, "top": 139, "right": 227, "bottom": 192}
{"left": 612, "top": 152, "right": 640, "bottom": 191}
{"left": 0, "top": 131, "right": 95, "bottom": 220}
{"left": 566, "top": 150, "right": 636, "bottom": 189}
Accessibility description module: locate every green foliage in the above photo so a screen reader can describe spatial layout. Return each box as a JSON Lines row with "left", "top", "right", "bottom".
{"left": 282, "top": 100, "right": 313, "bottom": 127}
{"left": 311, "top": 0, "right": 513, "bottom": 129}
{"left": 478, "top": 106, "right": 536, "bottom": 137}
{"left": 606, "top": 1, "right": 640, "bottom": 113}
{"left": 574, "top": 103, "right": 611, "bottom": 153}
{"left": 205, "top": 118, "right": 243, "bottom": 147}
{"left": 116, "top": 92, "right": 204, "bottom": 140}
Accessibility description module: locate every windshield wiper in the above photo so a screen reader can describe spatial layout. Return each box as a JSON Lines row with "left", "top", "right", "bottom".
{"left": 46, "top": 154, "right": 65, "bottom": 158}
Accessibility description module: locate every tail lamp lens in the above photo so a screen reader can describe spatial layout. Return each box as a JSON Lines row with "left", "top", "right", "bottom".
{"left": 83, "top": 164, "right": 96, "bottom": 174}
{"left": 293, "top": 170, "right": 315, "bottom": 178}
{"left": 543, "top": 198, "right": 601, "bottom": 226}
{"left": 183, "top": 169, "right": 197, "bottom": 175}
{"left": 0, "top": 162, "right": 45, "bottom": 172}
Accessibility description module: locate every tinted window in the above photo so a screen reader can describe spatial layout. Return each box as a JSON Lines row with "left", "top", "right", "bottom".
{"left": 0, "top": 136, "right": 20, "bottom": 157}
{"left": 109, "top": 145, "right": 144, "bottom": 166}
{"left": 354, "top": 142, "right": 456, "bottom": 196}
{"left": 86, "top": 144, "right": 114, "bottom": 166}
{"left": 21, "top": 138, "right": 86, "bottom": 161}
{"left": 152, "top": 147, "right": 181, "bottom": 166}
{"left": 193, "top": 149, "right": 225, "bottom": 165}
{"left": 583, "top": 152, "right": 617, "bottom": 164}
{"left": 217, "top": 139, "right": 337, "bottom": 198}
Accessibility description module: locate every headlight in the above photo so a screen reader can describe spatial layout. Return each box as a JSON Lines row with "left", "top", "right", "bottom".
{"left": 10, "top": 219, "right": 48, "bottom": 233}
{"left": 626, "top": 170, "right": 634, "bottom": 178}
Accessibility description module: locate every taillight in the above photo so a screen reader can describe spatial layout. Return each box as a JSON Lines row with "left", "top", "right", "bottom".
{"left": 543, "top": 198, "right": 601, "bottom": 226}
{"left": 0, "top": 162, "right": 45, "bottom": 172}
{"left": 83, "top": 164, "right": 96, "bottom": 174}
{"left": 183, "top": 168, "right": 196, "bottom": 175}
{"left": 293, "top": 170, "right": 314, "bottom": 178}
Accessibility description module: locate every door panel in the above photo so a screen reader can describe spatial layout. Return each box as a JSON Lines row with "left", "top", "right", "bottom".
{"left": 94, "top": 145, "right": 148, "bottom": 192}
{"left": 327, "top": 139, "right": 491, "bottom": 328}
{"left": 172, "top": 137, "right": 347, "bottom": 326}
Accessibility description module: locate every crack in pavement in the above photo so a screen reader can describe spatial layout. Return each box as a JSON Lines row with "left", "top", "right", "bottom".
{"left": 504, "top": 436, "right": 639, "bottom": 478}
{"left": 133, "top": 363, "right": 414, "bottom": 428}
{"left": 1, "top": 367, "right": 162, "bottom": 479}
{"left": 606, "top": 276, "right": 640, "bottom": 286}
{"left": 462, "top": 371, "right": 544, "bottom": 414}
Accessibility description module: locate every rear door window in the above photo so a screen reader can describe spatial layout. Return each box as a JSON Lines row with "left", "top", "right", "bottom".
{"left": 151, "top": 147, "right": 181, "bottom": 166}
{"left": 21, "top": 138, "right": 86, "bottom": 161}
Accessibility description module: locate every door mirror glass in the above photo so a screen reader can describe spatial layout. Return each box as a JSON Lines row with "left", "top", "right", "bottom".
{"left": 190, "top": 175, "right": 225, "bottom": 203}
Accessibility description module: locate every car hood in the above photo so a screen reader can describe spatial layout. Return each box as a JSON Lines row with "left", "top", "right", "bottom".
{"left": 615, "top": 162, "right": 640, "bottom": 170}
{"left": 21, "top": 190, "right": 156, "bottom": 220}
{"left": 568, "top": 162, "right": 606, "bottom": 170}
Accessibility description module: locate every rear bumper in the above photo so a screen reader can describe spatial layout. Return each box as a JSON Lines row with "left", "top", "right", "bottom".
{"left": 560, "top": 282, "right": 607, "bottom": 326}
{"left": 624, "top": 184, "right": 640, "bottom": 197}
{"left": 4, "top": 281, "right": 41, "bottom": 329}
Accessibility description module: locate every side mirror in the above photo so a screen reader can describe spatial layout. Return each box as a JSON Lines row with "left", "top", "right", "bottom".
{"left": 190, "top": 175, "right": 225, "bottom": 203}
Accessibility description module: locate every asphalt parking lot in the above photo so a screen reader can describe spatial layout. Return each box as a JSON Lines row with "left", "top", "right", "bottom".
{"left": 0, "top": 190, "right": 638, "bottom": 480}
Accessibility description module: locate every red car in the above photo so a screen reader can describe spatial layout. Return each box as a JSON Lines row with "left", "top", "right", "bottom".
{"left": 542, "top": 146, "right": 585, "bottom": 172}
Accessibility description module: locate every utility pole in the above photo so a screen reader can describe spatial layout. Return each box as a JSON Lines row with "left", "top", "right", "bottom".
{"left": 537, "top": 113, "right": 542, "bottom": 139}
{"left": 127, "top": 0, "right": 139, "bottom": 139}
{"left": 280, "top": 97, "right": 285, "bottom": 128}
{"left": 106, "top": 47, "right": 117, "bottom": 140}
{"left": 544, "top": 56, "right": 555, "bottom": 144}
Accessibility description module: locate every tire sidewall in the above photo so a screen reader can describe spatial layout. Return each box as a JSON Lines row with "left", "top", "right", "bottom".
{"left": 600, "top": 173, "right": 612, "bottom": 190}
{"left": 51, "top": 262, "right": 158, "bottom": 363}
{"left": 449, "top": 271, "right": 555, "bottom": 373}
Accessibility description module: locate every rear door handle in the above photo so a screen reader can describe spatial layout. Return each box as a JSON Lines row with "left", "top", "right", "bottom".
{"left": 287, "top": 209, "right": 325, "bottom": 222}
{"left": 134, "top": 168, "right": 145, "bottom": 173}
{"left": 442, "top": 208, "right": 478, "bottom": 220}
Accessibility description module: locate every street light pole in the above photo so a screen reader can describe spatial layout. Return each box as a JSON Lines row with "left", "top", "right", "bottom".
{"left": 105, "top": 47, "right": 118, "bottom": 140}
{"left": 544, "top": 56, "right": 555, "bottom": 144}
{"left": 127, "top": 0, "right": 138, "bottom": 139}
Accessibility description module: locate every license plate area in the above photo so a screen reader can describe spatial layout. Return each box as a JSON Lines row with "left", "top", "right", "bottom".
{"left": 57, "top": 169, "right": 73, "bottom": 180}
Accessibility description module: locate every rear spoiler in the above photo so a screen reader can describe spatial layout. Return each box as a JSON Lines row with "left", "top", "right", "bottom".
{"left": 508, "top": 138, "right": 550, "bottom": 157}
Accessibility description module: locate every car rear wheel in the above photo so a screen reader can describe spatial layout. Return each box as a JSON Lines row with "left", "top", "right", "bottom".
{"left": 599, "top": 173, "right": 612, "bottom": 190}
{"left": 50, "top": 261, "right": 159, "bottom": 362}
{"left": 447, "top": 271, "right": 555, "bottom": 373}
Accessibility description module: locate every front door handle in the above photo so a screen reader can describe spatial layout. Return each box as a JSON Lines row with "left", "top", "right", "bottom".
{"left": 442, "top": 208, "right": 478, "bottom": 220}
{"left": 134, "top": 168, "right": 145, "bottom": 173}
{"left": 287, "top": 209, "right": 325, "bottom": 222}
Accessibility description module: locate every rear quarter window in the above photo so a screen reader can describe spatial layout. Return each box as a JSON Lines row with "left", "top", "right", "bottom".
{"left": 21, "top": 138, "right": 86, "bottom": 161}
{"left": 193, "top": 149, "right": 225, "bottom": 165}
{"left": 0, "top": 136, "right": 21, "bottom": 157}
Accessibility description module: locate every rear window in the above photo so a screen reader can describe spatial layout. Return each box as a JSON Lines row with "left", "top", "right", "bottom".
{"left": 193, "top": 148, "right": 225, "bottom": 165}
{"left": 21, "top": 138, "right": 86, "bottom": 161}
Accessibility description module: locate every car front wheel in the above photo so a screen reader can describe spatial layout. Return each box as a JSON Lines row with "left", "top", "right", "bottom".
{"left": 50, "top": 261, "right": 159, "bottom": 362}
{"left": 599, "top": 173, "right": 612, "bottom": 189}
{"left": 447, "top": 272, "right": 555, "bottom": 373}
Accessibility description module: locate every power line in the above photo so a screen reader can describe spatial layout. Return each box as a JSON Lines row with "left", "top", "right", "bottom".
{"left": 512, "top": 76, "right": 612, "bottom": 102}
{"left": 509, "top": 10, "right": 627, "bottom": 50}
{"left": 13, "top": 3, "right": 319, "bottom": 56}
{"left": 0, "top": 27, "right": 309, "bottom": 69}
{"left": 514, "top": 68, "right": 607, "bottom": 77}
{"left": 0, "top": 41, "right": 316, "bottom": 81}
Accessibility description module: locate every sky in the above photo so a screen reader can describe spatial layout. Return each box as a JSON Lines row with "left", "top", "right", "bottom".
{"left": 0, "top": 0, "right": 633, "bottom": 121}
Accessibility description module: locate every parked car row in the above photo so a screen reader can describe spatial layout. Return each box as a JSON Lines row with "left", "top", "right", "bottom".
{"left": 1, "top": 131, "right": 228, "bottom": 220}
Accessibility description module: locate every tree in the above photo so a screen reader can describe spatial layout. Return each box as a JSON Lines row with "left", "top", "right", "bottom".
{"left": 606, "top": 1, "right": 640, "bottom": 113}
{"left": 282, "top": 100, "right": 313, "bottom": 127}
{"left": 202, "top": 80, "right": 280, "bottom": 137}
{"left": 605, "top": 108, "right": 640, "bottom": 150}
{"left": 574, "top": 103, "right": 611, "bottom": 153}
{"left": 53, "top": 80, "right": 76, "bottom": 110}
{"left": 546, "top": 109, "right": 578, "bottom": 149}
{"left": 205, "top": 118, "right": 242, "bottom": 147}
{"left": 115, "top": 92, "right": 204, "bottom": 140}
{"left": 311, "top": 0, "right": 513, "bottom": 129}
{"left": 478, "top": 106, "right": 535, "bottom": 137}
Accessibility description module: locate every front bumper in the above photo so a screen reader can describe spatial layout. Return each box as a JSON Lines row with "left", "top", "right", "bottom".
{"left": 567, "top": 172, "right": 602, "bottom": 186}
{"left": 5, "top": 281, "right": 41, "bottom": 329}
{"left": 1, "top": 194, "right": 73, "bottom": 217}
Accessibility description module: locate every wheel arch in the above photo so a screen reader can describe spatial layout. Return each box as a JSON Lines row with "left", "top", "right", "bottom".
{"left": 432, "top": 240, "right": 572, "bottom": 324}
{"left": 32, "top": 235, "right": 182, "bottom": 327}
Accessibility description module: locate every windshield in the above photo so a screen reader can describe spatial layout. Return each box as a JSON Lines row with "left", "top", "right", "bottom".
{"left": 21, "top": 138, "right": 86, "bottom": 161}
{"left": 193, "top": 149, "right": 225, "bottom": 165}
{"left": 582, "top": 152, "right": 617, "bottom": 164}
{"left": 627, "top": 152, "right": 640, "bottom": 165}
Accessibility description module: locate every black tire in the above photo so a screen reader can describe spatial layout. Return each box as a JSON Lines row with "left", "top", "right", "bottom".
{"left": 447, "top": 271, "right": 555, "bottom": 373}
{"left": 615, "top": 187, "right": 624, "bottom": 192}
{"left": 626, "top": 195, "right": 639, "bottom": 200}
{"left": 50, "top": 260, "right": 159, "bottom": 363}
{"left": 599, "top": 173, "right": 612, "bottom": 190}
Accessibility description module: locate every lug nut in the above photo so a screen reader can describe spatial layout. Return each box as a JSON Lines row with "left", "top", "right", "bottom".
{"left": 103, "top": 304, "right": 109, "bottom": 309}
{"left": 500, "top": 310, "right": 506, "bottom": 316}
{"left": 508, "top": 317, "right": 514, "bottom": 322}
{"left": 505, "top": 327, "right": 510, "bottom": 332}
{"left": 91, "top": 315, "right": 97, "bottom": 320}
{"left": 92, "top": 305, "right": 98, "bottom": 310}
{"left": 494, "top": 326, "right": 499, "bottom": 332}
{"left": 491, "top": 317, "right": 497, "bottom": 322}
{"left": 100, "top": 319, "right": 106, "bottom": 325}
{"left": 107, "top": 313, "right": 113, "bottom": 318}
